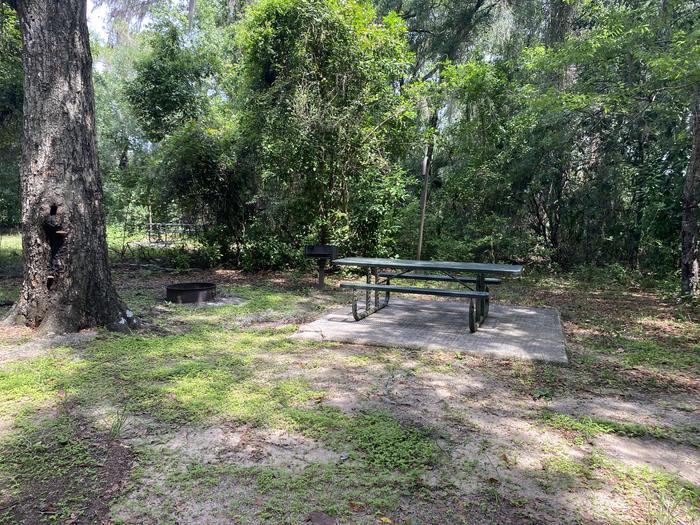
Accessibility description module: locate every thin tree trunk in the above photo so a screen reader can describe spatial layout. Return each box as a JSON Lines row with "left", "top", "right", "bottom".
{"left": 187, "top": 0, "right": 196, "bottom": 31}
{"left": 416, "top": 111, "right": 438, "bottom": 261}
{"left": 681, "top": 88, "right": 700, "bottom": 296}
{"left": 4, "top": 0, "right": 135, "bottom": 334}
{"left": 227, "top": 0, "right": 242, "bottom": 22}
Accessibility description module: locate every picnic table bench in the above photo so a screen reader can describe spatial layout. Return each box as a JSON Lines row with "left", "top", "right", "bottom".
{"left": 334, "top": 257, "right": 523, "bottom": 332}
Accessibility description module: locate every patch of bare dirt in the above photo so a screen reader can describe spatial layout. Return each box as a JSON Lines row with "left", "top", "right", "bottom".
{"left": 0, "top": 329, "right": 96, "bottom": 363}
{"left": 0, "top": 324, "right": 34, "bottom": 350}
{"left": 597, "top": 434, "right": 700, "bottom": 485}
{"left": 144, "top": 424, "right": 340, "bottom": 471}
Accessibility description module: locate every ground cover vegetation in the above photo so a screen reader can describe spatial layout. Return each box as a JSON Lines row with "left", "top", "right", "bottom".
{"left": 1, "top": 0, "right": 700, "bottom": 522}
{"left": 2, "top": 0, "right": 699, "bottom": 284}
{"left": 0, "top": 256, "right": 698, "bottom": 523}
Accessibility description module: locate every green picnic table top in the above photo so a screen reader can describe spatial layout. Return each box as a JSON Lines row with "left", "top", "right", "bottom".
{"left": 332, "top": 257, "right": 523, "bottom": 276}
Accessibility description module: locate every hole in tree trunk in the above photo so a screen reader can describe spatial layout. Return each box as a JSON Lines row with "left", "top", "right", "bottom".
{"left": 45, "top": 204, "right": 66, "bottom": 287}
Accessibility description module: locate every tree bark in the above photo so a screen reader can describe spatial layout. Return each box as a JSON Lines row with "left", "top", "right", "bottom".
{"left": 4, "top": 0, "right": 135, "bottom": 334}
{"left": 416, "top": 111, "right": 438, "bottom": 261}
{"left": 187, "top": 0, "right": 195, "bottom": 31}
{"left": 547, "top": 0, "right": 574, "bottom": 46}
{"left": 681, "top": 88, "right": 700, "bottom": 297}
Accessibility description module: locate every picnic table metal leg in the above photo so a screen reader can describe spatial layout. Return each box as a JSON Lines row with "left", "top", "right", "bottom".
{"left": 484, "top": 285, "right": 490, "bottom": 319}
{"left": 351, "top": 290, "right": 361, "bottom": 321}
{"left": 365, "top": 268, "right": 371, "bottom": 315}
{"left": 476, "top": 273, "right": 487, "bottom": 325}
{"left": 350, "top": 266, "right": 390, "bottom": 321}
{"left": 372, "top": 267, "right": 379, "bottom": 308}
{"left": 350, "top": 286, "right": 389, "bottom": 321}
{"left": 468, "top": 299, "right": 476, "bottom": 333}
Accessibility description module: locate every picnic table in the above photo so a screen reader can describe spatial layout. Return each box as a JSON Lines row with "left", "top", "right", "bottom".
{"left": 333, "top": 257, "right": 523, "bottom": 332}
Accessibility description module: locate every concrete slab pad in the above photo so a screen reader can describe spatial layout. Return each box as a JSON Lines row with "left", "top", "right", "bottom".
{"left": 292, "top": 298, "right": 567, "bottom": 363}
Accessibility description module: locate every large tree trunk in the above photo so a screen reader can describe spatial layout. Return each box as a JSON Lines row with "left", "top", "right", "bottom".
{"left": 681, "top": 88, "right": 700, "bottom": 297}
{"left": 4, "top": 0, "right": 135, "bottom": 334}
{"left": 547, "top": 0, "right": 575, "bottom": 46}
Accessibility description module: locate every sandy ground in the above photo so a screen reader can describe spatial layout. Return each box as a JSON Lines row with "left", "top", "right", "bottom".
{"left": 1, "top": 269, "right": 699, "bottom": 524}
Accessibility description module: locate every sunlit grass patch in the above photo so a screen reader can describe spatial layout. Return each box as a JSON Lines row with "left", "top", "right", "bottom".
{"left": 540, "top": 410, "right": 669, "bottom": 442}
{"left": 581, "top": 331, "right": 700, "bottom": 375}
{"left": 166, "top": 284, "right": 309, "bottom": 328}
{"left": 67, "top": 328, "right": 323, "bottom": 424}
{"left": 289, "top": 407, "right": 438, "bottom": 472}
{"left": 0, "top": 353, "right": 83, "bottom": 419}
{"left": 253, "top": 462, "right": 409, "bottom": 521}
{"left": 613, "top": 463, "right": 700, "bottom": 522}
{"left": 345, "top": 410, "right": 437, "bottom": 471}
{"left": 539, "top": 447, "right": 699, "bottom": 519}
{"left": 149, "top": 459, "right": 410, "bottom": 523}
{"left": 539, "top": 410, "right": 698, "bottom": 448}
{"left": 608, "top": 336, "right": 700, "bottom": 373}
{"left": 0, "top": 232, "right": 21, "bottom": 262}
{"left": 221, "top": 284, "right": 305, "bottom": 313}
{"left": 216, "top": 377, "right": 326, "bottom": 427}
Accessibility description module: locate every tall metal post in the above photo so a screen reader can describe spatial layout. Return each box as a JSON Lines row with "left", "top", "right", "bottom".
{"left": 317, "top": 259, "right": 327, "bottom": 289}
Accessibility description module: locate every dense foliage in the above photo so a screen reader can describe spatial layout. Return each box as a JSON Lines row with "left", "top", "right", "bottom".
{"left": 0, "top": 6, "right": 22, "bottom": 227}
{"left": 235, "top": 0, "right": 415, "bottom": 267}
{"left": 2, "top": 0, "right": 699, "bottom": 280}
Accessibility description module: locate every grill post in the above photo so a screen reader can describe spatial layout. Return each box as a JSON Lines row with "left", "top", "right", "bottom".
{"left": 317, "top": 258, "right": 327, "bottom": 289}
{"left": 304, "top": 245, "right": 339, "bottom": 290}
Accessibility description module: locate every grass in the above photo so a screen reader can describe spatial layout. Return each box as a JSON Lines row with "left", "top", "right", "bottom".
{"left": 0, "top": 411, "right": 133, "bottom": 525}
{"left": 539, "top": 446, "right": 700, "bottom": 518}
{"left": 0, "top": 352, "right": 82, "bottom": 418}
{"left": 0, "top": 233, "right": 21, "bottom": 300}
{"left": 61, "top": 327, "right": 324, "bottom": 425}
{"left": 540, "top": 410, "right": 700, "bottom": 450}
{"left": 540, "top": 410, "right": 674, "bottom": 442}
{"left": 597, "top": 335, "right": 700, "bottom": 373}
{"left": 0, "top": 266, "right": 699, "bottom": 523}
{"left": 289, "top": 407, "right": 438, "bottom": 471}
{"left": 0, "top": 231, "right": 21, "bottom": 264}
{"left": 0, "top": 285, "right": 442, "bottom": 523}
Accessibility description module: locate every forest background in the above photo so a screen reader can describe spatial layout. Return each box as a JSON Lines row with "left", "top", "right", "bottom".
{"left": 1, "top": 0, "right": 699, "bottom": 282}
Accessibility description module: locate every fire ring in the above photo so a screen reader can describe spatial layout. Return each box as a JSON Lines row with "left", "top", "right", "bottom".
{"left": 166, "top": 282, "right": 216, "bottom": 304}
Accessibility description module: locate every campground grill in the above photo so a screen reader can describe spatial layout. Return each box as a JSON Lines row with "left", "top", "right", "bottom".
{"left": 166, "top": 282, "right": 216, "bottom": 304}
{"left": 304, "top": 245, "right": 339, "bottom": 289}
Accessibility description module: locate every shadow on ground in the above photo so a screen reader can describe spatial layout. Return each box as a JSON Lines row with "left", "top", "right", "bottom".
{"left": 0, "top": 271, "right": 698, "bottom": 524}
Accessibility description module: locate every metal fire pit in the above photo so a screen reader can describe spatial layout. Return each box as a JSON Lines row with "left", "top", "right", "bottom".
{"left": 166, "top": 282, "right": 216, "bottom": 304}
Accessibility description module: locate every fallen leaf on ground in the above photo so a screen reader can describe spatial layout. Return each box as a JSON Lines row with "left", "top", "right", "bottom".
{"left": 307, "top": 511, "right": 335, "bottom": 525}
{"left": 348, "top": 500, "right": 364, "bottom": 512}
